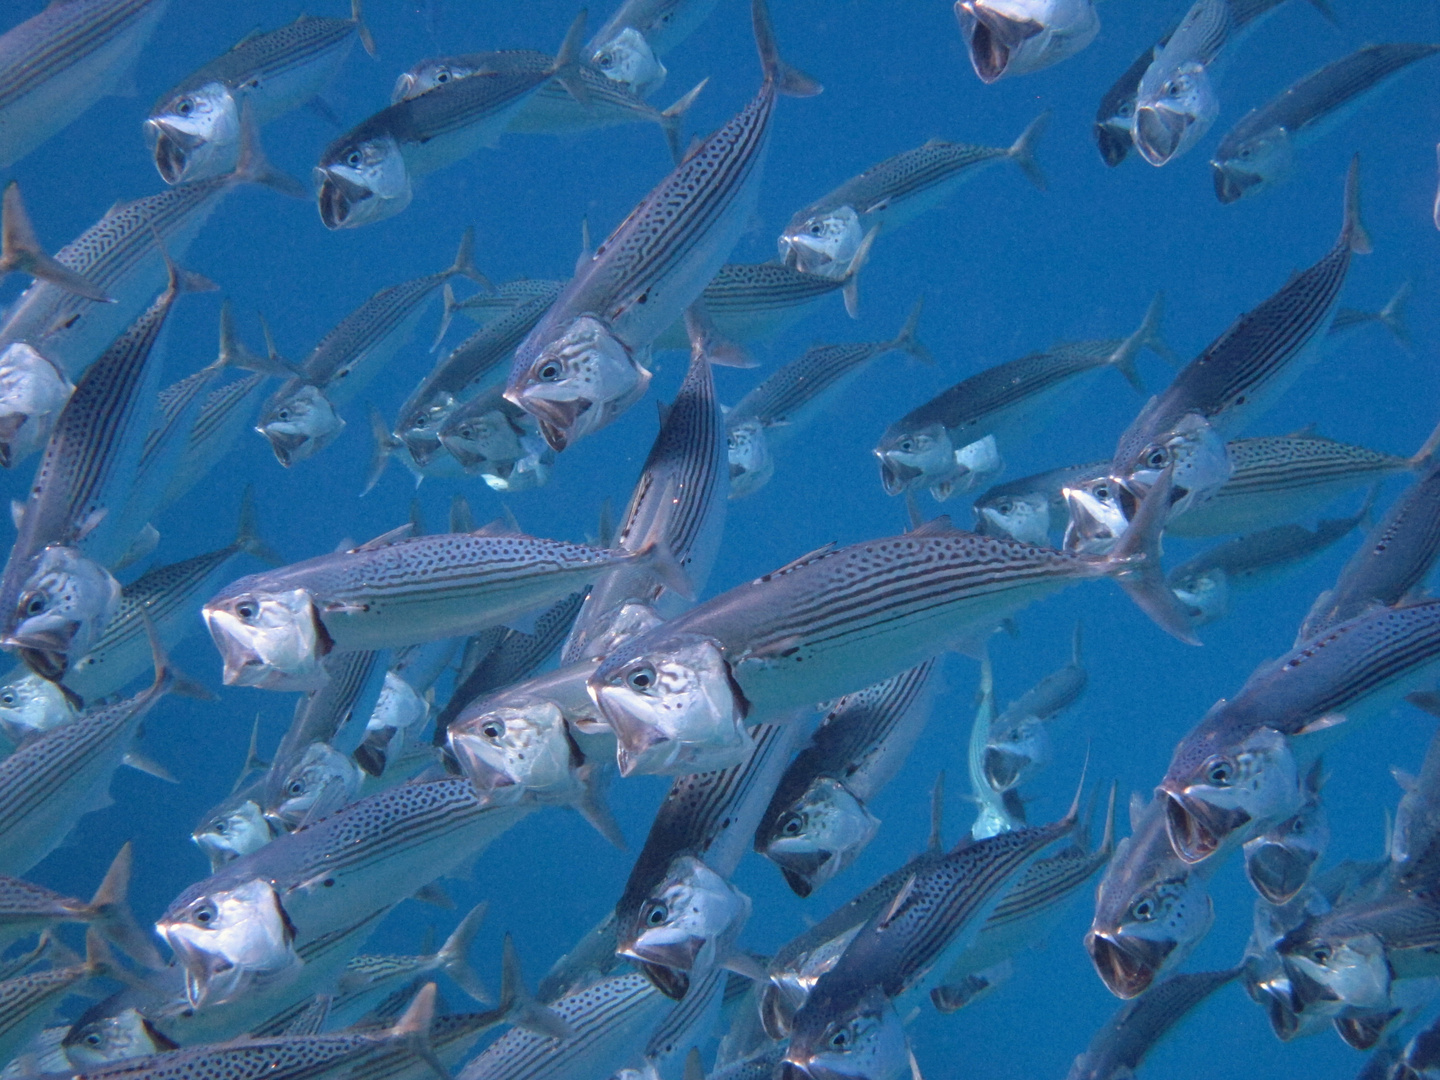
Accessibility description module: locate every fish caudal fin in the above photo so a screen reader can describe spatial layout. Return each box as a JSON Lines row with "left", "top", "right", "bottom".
{"left": 88, "top": 843, "right": 166, "bottom": 970}
{"left": 1, "top": 182, "right": 113, "bottom": 302}
{"left": 753, "top": 0, "right": 822, "bottom": 97}
{"left": 1108, "top": 292, "right": 1168, "bottom": 394}
{"left": 363, "top": 403, "right": 402, "bottom": 495}
{"left": 1009, "top": 112, "right": 1049, "bottom": 192}
{"left": 1342, "top": 155, "right": 1371, "bottom": 255}
{"left": 447, "top": 226, "right": 492, "bottom": 292}
{"left": 574, "top": 762, "right": 628, "bottom": 850}
{"left": 351, "top": 0, "right": 377, "bottom": 57}
{"left": 390, "top": 984, "right": 449, "bottom": 1080}
{"left": 1378, "top": 281, "right": 1413, "bottom": 349}
{"left": 499, "top": 934, "right": 576, "bottom": 1040}
{"left": 551, "top": 9, "right": 592, "bottom": 107}
{"left": 892, "top": 297, "right": 933, "bottom": 365}
{"left": 439, "top": 901, "right": 494, "bottom": 1004}
{"left": 1105, "top": 467, "right": 1200, "bottom": 645}
{"left": 232, "top": 102, "right": 308, "bottom": 199}
{"left": 660, "top": 79, "right": 708, "bottom": 165}
{"left": 235, "top": 485, "right": 284, "bottom": 566}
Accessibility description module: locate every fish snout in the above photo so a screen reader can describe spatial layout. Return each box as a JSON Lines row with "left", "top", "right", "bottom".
{"left": 1084, "top": 928, "right": 1171, "bottom": 999}
{"left": 1163, "top": 790, "right": 1246, "bottom": 864}
{"left": 315, "top": 169, "right": 380, "bottom": 230}
{"left": 147, "top": 120, "right": 205, "bottom": 185}
{"left": 1244, "top": 839, "right": 1316, "bottom": 905}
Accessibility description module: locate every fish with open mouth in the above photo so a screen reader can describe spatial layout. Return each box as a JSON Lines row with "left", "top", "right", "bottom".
{"left": 982, "top": 621, "right": 1086, "bottom": 796}
{"left": 1130, "top": 0, "right": 1232, "bottom": 167}
{"left": 1243, "top": 760, "right": 1328, "bottom": 905}
{"left": 586, "top": 0, "right": 720, "bottom": 96}
{"left": 953, "top": 0, "right": 1099, "bottom": 84}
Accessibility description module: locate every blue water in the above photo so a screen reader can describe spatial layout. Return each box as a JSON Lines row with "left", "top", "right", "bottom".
{"left": 5, "top": 0, "right": 1440, "bottom": 1076}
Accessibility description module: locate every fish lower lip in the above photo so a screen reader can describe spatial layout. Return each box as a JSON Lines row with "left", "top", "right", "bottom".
{"left": 876, "top": 454, "right": 921, "bottom": 496}
{"left": 636, "top": 959, "right": 690, "bottom": 1000}
{"left": 151, "top": 130, "right": 191, "bottom": 185}
{"left": 1094, "top": 122, "right": 1131, "bottom": 168}
{"left": 1164, "top": 792, "right": 1246, "bottom": 864}
{"left": 1260, "top": 983, "right": 1306, "bottom": 1040}
{"left": 1246, "top": 843, "right": 1314, "bottom": 905}
{"left": 1134, "top": 107, "right": 1183, "bottom": 166}
{"left": 1084, "top": 931, "right": 1170, "bottom": 999}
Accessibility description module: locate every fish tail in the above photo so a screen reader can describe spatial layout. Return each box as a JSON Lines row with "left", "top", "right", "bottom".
{"left": 1109, "top": 292, "right": 1169, "bottom": 393}
{"left": 447, "top": 225, "right": 492, "bottom": 292}
{"left": 1342, "top": 155, "right": 1372, "bottom": 255}
{"left": 0, "top": 182, "right": 112, "bottom": 302}
{"left": 841, "top": 226, "right": 878, "bottom": 319}
{"left": 389, "top": 984, "right": 449, "bottom": 1080}
{"left": 87, "top": 843, "right": 166, "bottom": 970}
{"left": 1378, "top": 281, "right": 1413, "bottom": 350}
{"left": 574, "top": 761, "right": 628, "bottom": 849}
{"left": 351, "top": 0, "right": 377, "bottom": 58}
{"left": 362, "top": 403, "right": 398, "bottom": 495}
{"left": 752, "top": 0, "right": 822, "bottom": 97}
{"left": 231, "top": 102, "right": 308, "bottom": 200}
{"left": 449, "top": 493, "right": 476, "bottom": 533}
{"left": 438, "top": 901, "right": 494, "bottom": 1004}
{"left": 498, "top": 934, "right": 576, "bottom": 1040}
{"left": 234, "top": 484, "right": 283, "bottom": 565}
{"left": 1303, "top": 0, "right": 1340, "bottom": 25}
{"left": 659, "top": 78, "right": 708, "bottom": 165}
{"left": 551, "top": 8, "right": 593, "bottom": 107}
{"left": 1105, "top": 467, "right": 1201, "bottom": 645}
{"left": 1009, "top": 112, "right": 1049, "bottom": 192}
{"left": 892, "top": 297, "right": 933, "bottom": 366}
{"left": 633, "top": 531, "right": 695, "bottom": 601}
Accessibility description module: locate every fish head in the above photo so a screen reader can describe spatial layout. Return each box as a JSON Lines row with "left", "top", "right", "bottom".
{"left": 983, "top": 716, "right": 1051, "bottom": 792}
{"left": 0, "top": 343, "right": 72, "bottom": 468}
{"left": 396, "top": 394, "right": 458, "bottom": 466}
{"left": 8, "top": 546, "right": 121, "bottom": 679}
{"left": 440, "top": 403, "right": 525, "bottom": 471}
{"left": 1280, "top": 928, "right": 1391, "bottom": 1014}
{"left": 63, "top": 1007, "right": 177, "bottom": 1068}
{"left": 1244, "top": 789, "right": 1328, "bottom": 905}
{"left": 778, "top": 205, "right": 865, "bottom": 280}
{"left": 1133, "top": 60, "right": 1218, "bottom": 167}
{"left": 449, "top": 701, "right": 574, "bottom": 801}
{"left": 954, "top": 0, "right": 1098, "bottom": 82}
{"left": 760, "top": 776, "right": 880, "bottom": 898}
{"left": 202, "top": 586, "right": 330, "bottom": 690}
{"left": 157, "top": 879, "right": 302, "bottom": 1009}
{"left": 591, "top": 632, "right": 749, "bottom": 777}
{"left": 1061, "top": 475, "right": 1129, "bottom": 554}
{"left": 315, "top": 134, "right": 412, "bottom": 229}
{"left": 874, "top": 423, "right": 956, "bottom": 497}
{"left": 1169, "top": 566, "right": 1228, "bottom": 626}
{"left": 1087, "top": 858, "right": 1214, "bottom": 997}
{"left": 266, "top": 741, "right": 362, "bottom": 830}
{"left": 1212, "top": 126, "right": 1292, "bottom": 204}
{"left": 391, "top": 58, "right": 483, "bottom": 103}
{"left": 1094, "top": 99, "right": 1137, "bottom": 168}
{"left": 975, "top": 490, "right": 1051, "bottom": 545}
{"left": 192, "top": 799, "right": 274, "bottom": 868}
{"left": 727, "top": 419, "right": 773, "bottom": 498}
{"left": 1116, "top": 412, "right": 1232, "bottom": 519}
{"left": 0, "top": 670, "right": 76, "bottom": 746}
{"left": 509, "top": 315, "right": 651, "bottom": 452}
{"left": 1161, "top": 726, "right": 1302, "bottom": 864}
{"left": 477, "top": 434, "right": 555, "bottom": 492}
{"left": 590, "top": 27, "right": 668, "bottom": 96}
{"left": 257, "top": 384, "right": 345, "bottom": 466}
{"left": 145, "top": 81, "right": 241, "bottom": 184}
{"left": 783, "top": 986, "right": 911, "bottom": 1080}
{"left": 619, "top": 855, "right": 750, "bottom": 1000}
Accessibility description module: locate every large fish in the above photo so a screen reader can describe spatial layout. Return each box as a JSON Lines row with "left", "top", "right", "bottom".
{"left": 952, "top": 0, "right": 1098, "bottom": 84}
{"left": 504, "top": 0, "right": 821, "bottom": 453}
{"left": 146, "top": 0, "right": 374, "bottom": 184}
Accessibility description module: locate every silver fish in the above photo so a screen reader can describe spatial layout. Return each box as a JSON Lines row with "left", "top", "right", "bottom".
{"left": 586, "top": 0, "right": 719, "bottom": 96}
{"left": 263, "top": 741, "right": 364, "bottom": 832}
{"left": 62, "top": 1006, "right": 179, "bottom": 1068}
{"left": 146, "top": 0, "right": 374, "bottom": 184}
{"left": 192, "top": 798, "right": 274, "bottom": 870}
{"left": 983, "top": 621, "right": 1086, "bottom": 794}
{"left": 953, "top": 0, "right": 1099, "bottom": 84}
{"left": 973, "top": 460, "right": 1107, "bottom": 545}
{"left": 504, "top": 0, "right": 821, "bottom": 452}
{"left": 1390, "top": 720, "right": 1440, "bottom": 893}
{"left": 0, "top": 0, "right": 168, "bottom": 168}
{"left": 1213, "top": 44, "right": 1440, "bottom": 203}
{"left": 778, "top": 116, "right": 1045, "bottom": 279}
{"left": 0, "top": 343, "right": 74, "bottom": 471}
{"left": 0, "top": 930, "right": 112, "bottom": 1065}
{"left": 1243, "top": 760, "right": 1328, "bottom": 905}
{"left": 1131, "top": 0, "right": 1231, "bottom": 167}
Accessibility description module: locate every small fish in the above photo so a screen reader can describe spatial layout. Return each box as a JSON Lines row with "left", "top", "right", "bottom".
{"left": 1389, "top": 720, "right": 1440, "bottom": 892}
{"left": 586, "top": 0, "right": 720, "bottom": 96}
{"left": 1131, "top": 0, "right": 1231, "bottom": 167}
{"left": 435, "top": 387, "right": 555, "bottom": 492}
{"left": 262, "top": 741, "right": 363, "bottom": 831}
{"left": 1212, "top": 44, "right": 1440, "bottom": 203}
{"left": 983, "top": 621, "right": 1086, "bottom": 794}
{"left": 778, "top": 116, "right": 1045, "bottom": 279}
{"left": 0, "top": 930, "right": 114, "bottom": 1065}
{"left": 62, "top": 1006, "right": 179, "bottom": 1068}
{"left": 953, "top": 0, "right": 1099, "bottom": 84}
{"left": 192, "top": 797, "right": 274, "bottom": 870}
{"left": 1243, "top": 760, "right": 1328, "bottom": 905}
{"left": 0, "top": 343, "right": 74, "bottom": 471}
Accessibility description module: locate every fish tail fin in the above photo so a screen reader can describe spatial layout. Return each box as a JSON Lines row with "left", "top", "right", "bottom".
{"left": 574, "top": 762, "right": 628, "bottom": 849}
{"left": 1, "top": 182, "right": 113, "bottom": 302}
{"left": 1342, "top": 155, "right": 1371, "bottom": 254}
{"left": 1009, "top": 112, "right": 1049, "bottom": 192}
{"left": 433, "top": 283, "right": 457, "bottom": 352}
{"left": 438, "top": 901, "right": 494, "bottom": 1004}
{"left": 390, "top": 984, "right": 449, "bottom": 1080}
{"left": 231, "top": 102, "right": 308, "bottom": 199}
{"left": 841, "top": 226, "right": 877, "bottom": 319}
{"left": 1303, "top": 0, "right": 1340, "bottom": 25}
{"left": 363, "top": 404, "right": 400, "bottom": 495}
{"left": 140, "top": 612, "right": 176, "bottom": 703}
{"left": 1411, "top": 411, "right": 1440, "bottom": 468}
{"left": 1378, "top": 281, "right": 1413, "bottom": 349}
{"left": 892, "top": 297, "right": 933, "bottom": 366}
{"left": 660, "top": 79, "right": 708, "bottom": 165}
{"left": 752, "top": 0, "right": 822, "bottom": 97}
{"left": 87, "top": 842, "right": 166, "bottom": 970}
{"left": 448, "top": 226, "right": 492, "bottom": 291}
{"left": 234, "top": 484, "right": 283, "bottom": 565}
{"left": 82, "top": 926, "right": 118, "bottom": 979}
{"left": 152, "top": 228, "right": 218, "bottom": 298}
{"left": 351, "top": 0, "right": 377, "bottom": 58}
{"left": 683, "top": 300, "right": 753, "bottom": 368}
{"left": 217, "top": 305, "right": 301, "bottom": 378}
{"left": 633, "top": 528, "right": 694, "bottom": 601}
{"left": 1097, "top": 781, "right": 1118, "bottom": 856}
{"left": 499, "top": 934, "right": 576, "bottom": 1040}
{"left": 1109, "top": 292, "right": 1168, "bottom": 394}
{"left": 551, "top": 8, "right": 592, "bottom": 106}
{"left": 1105, "top": 468, "right": 1200, "bottom": 645}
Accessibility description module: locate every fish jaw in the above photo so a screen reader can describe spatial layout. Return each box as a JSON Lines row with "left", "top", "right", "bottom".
{"left": 449, "top": 702, "right": 573, "bottom": 801}
{"left": 762, "top": 776, "right": 880, "bottom": 898}
{"left": 257, "top": 384, "right": 346, "bottom": 466}
{"left": 1133, "top": 61, "right": 1217, "bottom": 167}
{"left": 874, "top": 423, "right": 956, "bottom": 497}
{"left": 7, "top": 547, "right": 122, "bottom": 679}
{"left": 1094, "top": 112, "right": 1134, "bottom": 169}
{"left": 1083, "top": 928, "right": 1177, "bottom": 999}
{"left": 777, "top": 206, "right": 865, "bottom": 280}
{"left": 727, "top": 419, "right": 773, "bottom": 498}
{"left": 954, "top": 2, "right": 1044, "bottom": 83}
{"left": 620, "top": 856, "right": 749, "bottom": 1000}
{"left": 592, "top": 634, "right": 749, "bottom": 777}
{"left": 590, "top": 27, "right": 668, "bottom": 97}
{"left": 1212, "top": 127, "right": 1292, "bottom": 204}
{"left": 145, "top": 82, "right": 240, "bottom": 184}
{"left": 1061, "top": 476, "right": 1129, "bottom": 554}
{"left": 202, "top": 587, "right": 330, "bottom": 691}
{"left": 1244, "top": 837, "right": 1319, "bottom": 906}
{"left": 156, "top": 879, "right": 301, "bottom": 1009}
{"left": 314, "top": 135, "right": 412, "bottom": 230}
{"left": 0, "top": 343, "right": 73, "bottom": 470}
{"left": 784, "top": 988, "right": 911, "bottom": 1080}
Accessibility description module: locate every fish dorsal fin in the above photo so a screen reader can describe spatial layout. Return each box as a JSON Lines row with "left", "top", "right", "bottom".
{"left": 283, "top": 995, "right": 332, "bottom": 1036}
{"left": 907, "top": 516, "right": 957, "bottom": 537}
{"left": 231, "top": 26, "right": 265, "bottom": 50}
{"left": 351, "top": 523, "right": 414, "bottom": 552}
{"left": 1286, "top": 423, "right": 1321, "bottom": 439}
{"left": 759, "top": 543, "right": 838, "bottom": 580}
{"left": 473, "top": 515, "right": 525, "bottom": 538}
{"left": 878, "top": 874, "right": 917, "bottom": 930}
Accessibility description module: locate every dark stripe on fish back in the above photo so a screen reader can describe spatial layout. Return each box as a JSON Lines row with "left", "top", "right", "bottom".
{"left": 0, "top": 0, "right": 156, "bottom": 108}
{"left": 702, "top": 263, "right": 843, "bottom": 314}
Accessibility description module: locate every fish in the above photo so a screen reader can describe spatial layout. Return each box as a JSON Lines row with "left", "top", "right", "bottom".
{"left": 146, "top": 0, "right": 374, "bottom": 184}
{"left": 0, "top": 0, "right": 168, "bottom": 168}
{"left": 203, "top": 522, "right": 685, "bottom": 690}
{"left": 755, "top": 661, "right": 936, "bottom": 896}
{"left": 982, "top": 621, "right": 1086, "bottom": 794}
{"left": 1396, "top": 1010, "right": 1440, "bottom": 1079}
{"left": 313, "top": 13, "right": 589, "bottom": 229}
{"left": 967, "top": 651, "right": 1024, "bottom": 841}
{"left": 1390, "top": 720, "right": 1440, "bottom": 893}
{"left": 1243, "top": 760, "right": 1328, "bottom": 905}
{"left": 1212, "top": 44, "right": 1440, "bottom": 203}
{"left": 263, "top": 741, "right": 364, "bottom": 832}
{"left": 875, "top": 293, "right": 1162, "bottom": 501}
{"left": 1161, "top": 598, "right": 1440, "bottom": 866}
{"left": 1087, "top": 796, "right": 1216, "bottom": 999}
{"left": 972, "top": 460, "right": 1108, "bottom": 545}
{"left": 333, "top": 902, "right": 492, "bottom": 1022}
{"left": 0, "top": 343, "right": 75, "bottom": 472}
{"left": 0, "top": 929, "right": 114, "bottom": 1065}
{"left": 0, "top": 182, "right": 111, "bottom": 302}
{"left": 192, "top": 797, "right": 275, "bottom": 871}
{"left": 1131, "top": 0, "right": 1231, "bottom": 167}
{"left": 592, "top": 472, "right": 1189, "bottom": 773}
{"left": 726, "top": 300, "right": 929, "bottom": 498}
{"left": 258, "top": 230, "right": 488, "bottom": 465}
{"left": 1066, "top": 966, "right": 1240, "bottom": 1080}
{"left": 353, "top": 655, "right": 441, "bottom": 779}
{"left": 586, "top": 0, "right": 720, "bottom": 96}
{"left": 952, "top": 0, "right": 1099, "bottom": 84}
{"left": 62, "top": 1005, "right": 180, "bottom": 1068}
{"left": 434, "top": 387, "right": 555, "bottom": 492}
{"left": 778, "top": 116, "right": 1046, "bottom": 279}
{"left": 504, "top": 0, "right": 821, "bottom": 453}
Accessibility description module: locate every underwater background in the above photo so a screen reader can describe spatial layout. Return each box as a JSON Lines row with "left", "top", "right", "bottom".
{"left": 6, "top": 0, "right": 1440, "bottom": 1076}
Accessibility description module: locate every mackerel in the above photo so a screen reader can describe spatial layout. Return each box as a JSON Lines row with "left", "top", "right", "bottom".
{"left": 0, "top": 931, "right": 110, "bottom": 1065}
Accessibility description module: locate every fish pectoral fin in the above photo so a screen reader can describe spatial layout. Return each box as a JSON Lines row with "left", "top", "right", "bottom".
{"left": 1296, "top": 713, "right": 1347, "bottom": 736}
{"left": 720, "top": 950, "right": 768, "bottom": 982}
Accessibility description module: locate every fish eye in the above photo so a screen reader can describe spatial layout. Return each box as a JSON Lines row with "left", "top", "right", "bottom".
{"left": 1205, "top": 758, "right": 1233, "bottom": 786}
{"left": 898, "top": 439, "right": 915, "bottom": 454}
{"left": 0, "top": 692, "right": 14, "bottom": 706}
{"left": 1289, "top": 818, "right": 1305, "bottom": 835}
{"left": 287, "top": 780, "right": 305, "bottom": 796}
{"left": 626, "top": 665, "right": 657, "bottom": 691}
{"left": 346, "top": 149, "right": 362, "bottom": 167}
{"left": 644, "top": 901, "right": 668, "bottom": 926}
{"left": 828, "top": 1024, "right": 854, "bottom": 1050}
{"left": 779, "top": 813, "right": 805, "bottom": 837}
{"left": 808, "top": 222, "right": 825, "bottom": 237}
{"left": 481, "top": 720, "right": 504, "bottom": 740}
{"left": 277, "top": 408, "right": 291, "bottom": 422}
{"left": 177, "top": 97, "right": 194, "bottom": 116}
{"left": 1094, "top": 484, "right": 1110, "bottom": 501}
{"left": 191, "top": 901, "right": 217, "bottom": 925}
{"left": 726, "top": 433, "right": 737, "bottom": 449}
{"left": 211, "top": 819, "right": 228, "bottom": 835}
{"left": 84, "top": 1033, "right": 102, "bottom": 1046}
{"left": 436, "top": 69, "right": 451, "bottom": 82}
{"left": 1130, "top": 897, "right": 1155, "bottom": 921}
{"left": 1146, "top": 448, "right": 1168, "bottom": 469}
{"left": 1310, "top": 946, "right": 1330, "bottom": 965}
{"left": 996, "top": 500, "right": 1013, "bottom": 514}
{"left": 22, "top": 594, "right": 44, "bottom": 616}
{"left": 457, "top": 425, "right": 475, "bottom": 439}
{"left": 537, "top": 361, "right": 562, "bottom": 382}
{"left": 235, "top": 600, "right": 258, "bottom": 620}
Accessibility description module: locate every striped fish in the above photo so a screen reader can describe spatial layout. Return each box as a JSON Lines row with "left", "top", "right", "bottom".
{"left": 0, "top": 0, "right": 167, "bottom": 168}
{"left": 1213, "top": 43, "right": 1440, "bottom": 203}
{"left": 505, "top": 0, "right": 821, "bottom": 453}
{"left": 1162, "top": 598, "right": 1440, "bottom": 866}
{"left": 727, "top": 300, "right": 928, "bottom": 498}
{"left": 314, "top": 14, "right": 588, "bottom": 230}
{"left": 1130, "top": 0, "right": 1230, "bottom": 167}
{"left": 0, "top": 181, "right": 111, "bottom": 302}
{"left": 146, "top": 0, "right": 374, "bottom": 184}
{"left": 1242, "top": 760, "right": 1327, "bottom": 904}
{"left": 433, "top": 386, "right": 552, "bottom": 491}
{"left": 953, "top": 0, "right": 1098, "bottom": 84}
{"left": 0, "top": 844, "right": 155, "bottom": 967}
{"left": 258, "top": 230, "right": 488, "bottom": 466}
{"left": 755, "top": 661, "right": 936, "bottom": 897}
{"left": 586, "top": 0, "right": 719, "bottom": 96}
{"left": 778, "top": 116, "right": 1045, "bottom": 279}
{"left": 0, "top": 930, "right": 111, "bottom": 1065}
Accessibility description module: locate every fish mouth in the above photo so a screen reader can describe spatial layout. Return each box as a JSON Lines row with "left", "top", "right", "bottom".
{"left": 956, "top": 5, "right": 1042, "bottom": 83}
{"left": 1164, "top": 791, "right": 1248, "bottom": 864}
{"left": 1335, "top": 1011, "right": 1399, "bottom": 1052}
{"left": 1245, "top": 841, "right": 1315, "bottom": 905}
{"left": 147, "top": 120, "right": 203, "bottom": 185}
{"left": 768, "top": 850, "right": 830, "bottom": 899}
{"left": 260, "top": 427, "right": 311, "bottom": 467}
{"left": 1094, "top": 120, "right": 1131, "bottom": 168}
{"left": 315, "top": 170, "right": 372, "bottom": 231}
{"left": 982, "top": 746, "right": 1028, "bottom": 791}
{"left": 1256, "top": 980, "right": 1308, "bottom": 1041}
{"left": 447, "top": 733, "right": 520, "bottom": 801}
{"left": 760, "top": 982, "right": 800, "bottom": 1041}
{"left": 1133, "top": 106, "right": 1186, "bottom": 167}
{"left": 1212, "top": 163, "right": 1261, "bottom": 204}
{"left": 875, "top": 452, "right": 921, "bottom": 496}
{"left": 514, "top": 395, "right": 588, "bottom": 454}
{"left": 634, "top": 958, "right": 691, "bottom": 1000}
{"left": 400, "top": 431, "right": 441, "bottom": 468}
{"left": 1084, "top": 930, "right": 1172, "bottom": 999}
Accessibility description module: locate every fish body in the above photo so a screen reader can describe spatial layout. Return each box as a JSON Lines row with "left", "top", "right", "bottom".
{"left": 1390, "top": 725, "right": 1440, "bottom": 893}
{"left": 1213, "top": 44, "right": 1440, "bottom": 202}
{"left": 654, "top": 259, "right": 863, "bottom": 350}
{"left": 436, "top": 386, "right": 554, "bottom": 491}
{"left": 163, "top": 371, "right": 270, "bottom": 510}
{"left": 146, "top": 2, "right": 372, "bottom": 184}
{"left": 953, "top": 0, "right": 1099, "bottom": 84}
{"left": 0, "top": 0, "right": 168, "bottom": 168}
